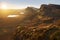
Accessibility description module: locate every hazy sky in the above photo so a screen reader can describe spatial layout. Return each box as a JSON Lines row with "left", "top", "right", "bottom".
{"left": 0, "top": 0, "right": 60, "bottom": 9}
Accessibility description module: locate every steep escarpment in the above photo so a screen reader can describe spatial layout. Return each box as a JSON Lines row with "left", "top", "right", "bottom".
{"left": 40, "top": 4, "right": 60, "bottom": 19}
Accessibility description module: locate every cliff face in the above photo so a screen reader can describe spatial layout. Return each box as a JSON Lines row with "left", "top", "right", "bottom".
{"left": 40, "top": 4, "right": 60, "bottom": 19}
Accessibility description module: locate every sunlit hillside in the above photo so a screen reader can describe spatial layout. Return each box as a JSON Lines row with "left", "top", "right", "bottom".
{"left": 0, "top": 4, "right": 60, "bottom": 40}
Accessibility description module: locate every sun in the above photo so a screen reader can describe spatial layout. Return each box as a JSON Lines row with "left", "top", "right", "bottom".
{"left": 1, "top": 3, "right": 8, "bottom": 9}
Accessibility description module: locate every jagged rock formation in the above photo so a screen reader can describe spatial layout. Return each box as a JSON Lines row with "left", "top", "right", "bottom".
{"left": 13, "top": 4, "right": 60, "bottom": 40}
{"left": 40, "top": 4, "right": 60, "bottom": 19}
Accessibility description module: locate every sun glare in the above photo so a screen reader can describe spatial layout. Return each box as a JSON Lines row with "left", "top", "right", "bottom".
{"left": 1, "top": 3, "right": 8, "bottom": 9}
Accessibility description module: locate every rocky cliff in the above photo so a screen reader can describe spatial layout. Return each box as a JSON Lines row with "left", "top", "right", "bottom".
{"left": 40, "top": 4, "right": 60, "bottom": 19}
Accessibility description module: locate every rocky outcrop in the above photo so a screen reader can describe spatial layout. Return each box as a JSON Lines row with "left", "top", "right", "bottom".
{"left": 40, "top": 4, "right": 60, "bottom": 19}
